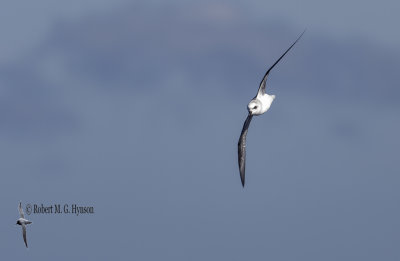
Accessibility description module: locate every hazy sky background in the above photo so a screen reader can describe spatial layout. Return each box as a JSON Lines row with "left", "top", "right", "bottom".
{"left": 1, "top": 0, "right": 399, "bottom": 260}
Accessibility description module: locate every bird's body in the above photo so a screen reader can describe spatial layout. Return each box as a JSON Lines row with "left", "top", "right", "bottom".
{"left": 249, "top": 93, "right": 275, "bottom": 116}
{"left": 16, "top": 218, "right": 32, "bottom": 225}
{"left": 16, "top": 202, "right": 32, "bottom": 248}
{"left": 238, "top": 31, "right": 304, "bottom": 187}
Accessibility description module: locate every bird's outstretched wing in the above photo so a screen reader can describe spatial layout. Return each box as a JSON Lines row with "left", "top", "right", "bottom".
{"left": 238, "top": 114, "right": 253, "bottom": 187}
{"left": 22, "top": 224, "right": 28, "bottom": 248}
{"left": 257, "top": 30, "right": 305, "bottom": 96}
{"left": 18, "top": 202, "right": 24, "bottom": 219}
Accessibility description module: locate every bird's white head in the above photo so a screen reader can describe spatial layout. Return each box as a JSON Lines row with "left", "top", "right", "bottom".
{"left": 247, "top": 99, "right": 262, "bottom": 115}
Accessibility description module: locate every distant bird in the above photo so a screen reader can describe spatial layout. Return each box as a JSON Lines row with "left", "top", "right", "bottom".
{"left": 238, "top": 31, "right": 304, "bottom": 187}
{"left": 16, "top": 202, "right": 32, "bottom": 248}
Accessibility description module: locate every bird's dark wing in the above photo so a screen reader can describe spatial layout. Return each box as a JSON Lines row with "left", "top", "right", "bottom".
{"left": 238, "top": 114, "right": 253, "bottom": 187}
{"left": 19, "top": 202, "right": 24, "bottom": 219}
{"left": 257, "top": 30, "right": 305, "bottom": 96}
{"left": 22, "top": 224, "right": 28, "bottom": 248}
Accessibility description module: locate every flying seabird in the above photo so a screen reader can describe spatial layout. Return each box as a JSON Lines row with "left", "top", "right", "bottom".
{"left": 16, "top": 202, "right": 32, "bottom": 248}
{"left": 238, "top": 31, "right": 304, "bottom": 187}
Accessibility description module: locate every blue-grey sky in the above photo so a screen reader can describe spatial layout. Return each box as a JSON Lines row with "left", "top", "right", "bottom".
{"left": 1, "top": 1, "right": 399, "bottom": 260}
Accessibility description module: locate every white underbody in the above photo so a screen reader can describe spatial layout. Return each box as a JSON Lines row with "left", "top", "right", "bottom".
{"left": 248, "top": 93, "right": 275, "bottom": 116}
{"left": 17, "top": 218, "right": 31, "bottom": 224}
{"left": 258, "top": 93, "right": 274, "bottom": 114}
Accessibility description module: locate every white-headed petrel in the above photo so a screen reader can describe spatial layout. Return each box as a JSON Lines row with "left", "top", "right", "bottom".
{"left": 16, "top": 202, "right": 32, "bottom": 248}
{"left": 238, "top": 31, "right": 304, "bottom": 187}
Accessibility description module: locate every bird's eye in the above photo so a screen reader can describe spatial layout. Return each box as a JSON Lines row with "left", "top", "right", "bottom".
{"left": 253, "top": 106, "right": 258, "bottom": 109}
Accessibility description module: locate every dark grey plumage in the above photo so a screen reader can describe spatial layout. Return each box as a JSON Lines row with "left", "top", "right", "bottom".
{"left": 22, "top": 225, "right": 28, "bottom": 248}
{"left": 257, "top": 30, "right": 305, "bottom": 96}
{"left": 238, "top": 114, "right": 253, "bottom": 187}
